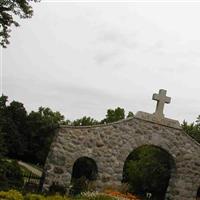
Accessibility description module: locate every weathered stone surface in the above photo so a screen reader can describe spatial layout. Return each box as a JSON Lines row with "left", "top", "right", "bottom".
{"left": 135, "top": 111, "right": 181, "bottom": 129}
{"left": 43, "top": 114, "right": 200, "bottom": 200}
{"left": 54, "top": 167, "right": 64, "bottom": 174}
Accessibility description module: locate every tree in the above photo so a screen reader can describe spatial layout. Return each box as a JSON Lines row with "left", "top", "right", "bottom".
{"left": 0, "top": 0, "right": 39, "bottom": 47}
{"left": 0, "top": 95, "right": 66, "bottom": 165}
{"left": 0, "top": 95, "right": 8, "bottom": 157}
{"left": 72, "top": 116, "right": 99, "bottom": 126}
{"left": 0, "top": 95, "right": 30, "bottom": 160}
{"left": 2, "top": 100, "right": 28, "bottom": 159}
{"left": 0, "top": 132, "right": 6, "bottom": 158}
{"left": 123, "top": 146, "right": 172, "bottom": 200}
{"left": 26, "top": 107, "right": 65, "bottom": 165}
{"left": 182, "top": 120, "right": 200, "bottom": 143}
{"left": 102, "top": 107, "right": 125, "bottom": 124}
{"left": 127, "top": 111, "right": 134, "bottom": 118}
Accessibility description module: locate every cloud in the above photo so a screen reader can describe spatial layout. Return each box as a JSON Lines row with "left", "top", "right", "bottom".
{"left": 4, "top": 3, "right": 200, "bottom": 124}
{"left": 94, "top": 51, "right": 119, "bottom": 65}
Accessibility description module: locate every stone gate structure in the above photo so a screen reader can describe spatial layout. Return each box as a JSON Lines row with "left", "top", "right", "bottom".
{"left": 43, "top": 89, "right": 200, "bottom": 200}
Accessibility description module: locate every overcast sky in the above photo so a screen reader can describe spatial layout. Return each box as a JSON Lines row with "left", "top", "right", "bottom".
{"left": 2, "top": 0, "right": 200, "bottom": 123}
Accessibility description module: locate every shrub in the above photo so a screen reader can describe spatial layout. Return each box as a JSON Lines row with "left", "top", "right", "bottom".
{"left": 90, "top": 195, "right": 116, "bottom": 200}
{"left": 0, "top": 160, "right": 24, "bottom": 190}
{"left": 0, "top": 190, "right": 23, "bottom": 200}
{"left": 123, "top": 146, "right": 172, "bottom": 200}
{"left": 24, "top": 194, "right": 46, "bottom": 200}
{"left": 46, "top": 195, "right": 70, "bottom": 200}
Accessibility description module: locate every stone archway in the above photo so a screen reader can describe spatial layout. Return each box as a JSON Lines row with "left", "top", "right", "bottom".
{"left": 71, "top": 156, "right": 98, "bottom": 181}
{"left": 43, "top": 89, "right": 200, "bottom": 200}
{"left": 122, "top": 145, "right": 176, "bottom": 200}
{"left": 70, "top": 157, "right": 98, "bottom": 194}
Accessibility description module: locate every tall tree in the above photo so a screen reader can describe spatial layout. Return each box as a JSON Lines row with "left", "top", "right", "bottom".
{"left": 3, "top": 100, "right": 28, "bottom": 159}
{"left": 0, "top": 0, "right": 39, "bottom": 47}
{"left": 26, "top": 107, "right": 65, "bottom": 165}
{"left": 0, "top": 95, "right": 8, "bottom": 157}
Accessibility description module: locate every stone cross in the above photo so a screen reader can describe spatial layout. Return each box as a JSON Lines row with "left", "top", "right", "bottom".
{"left": 152, "top": 89, "right": 171, "bottom": 118}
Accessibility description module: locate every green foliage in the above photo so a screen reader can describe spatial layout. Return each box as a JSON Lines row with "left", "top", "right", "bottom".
{"left": 0, "top": 0, "right": 39, "bottom": 47}
{"left": 72, "top": 107, "right": 134, "bottom": 126}
{"left": 0, "top": 190, "right": 110, "bottom": 200}
{"left": 102, "top": 107, "right": 125, "bottom": 124}
{"left": 0, "top": 160, "right": 24, "bottom": 190}
{"left": 0, "top": 190, "right": 71, "bottom": 200}
{"left": 127, "top": 111, "right": 134, "bottom": 118}
{"left": 3, "top": 100, "right": 28, "bottom": 159}
{"left": 182, "top": 120, "right": 200, "bottom": 143}
{"left": 0, "top": 190, "right": 23, "bottom": 200}
{"left": 0, "top": 95, "right": 65, "bottom": 165}
{"left": 46, "top": 196, "right": 69, "bottom": 200}
{"left": 24, "top": 194, "right": 46, "bottom": 200}
{"left": 0, "top": 131, "right": 7, "bottom": 158}
{"left": 72, "top": 116, "right": 99, "bottom": 126}
{"left": 26, "top": 107, "right": 64, "bottom": 165}
{"left": 1, "top": 190, "right": 114, "bottom": 200}
{"left": 0, "top": 95, "right": 8, "bottom": 158}
{"left": 123, "top": 146, "right": 172, "bottom": 200}
{"left": 0, "top": 95, "right": 29, "bottom": 159}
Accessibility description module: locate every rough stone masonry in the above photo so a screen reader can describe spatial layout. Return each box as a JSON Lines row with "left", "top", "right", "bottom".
{"left": 43, "top": 89, "right": 200, "bottom": 200}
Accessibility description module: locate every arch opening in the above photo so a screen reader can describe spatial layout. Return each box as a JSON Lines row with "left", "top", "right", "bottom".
{"left": 70, "top": 157, "right": 98, "bottom": 194}
{"left": 122, "top": 145, "right": 176, "bottom": 200}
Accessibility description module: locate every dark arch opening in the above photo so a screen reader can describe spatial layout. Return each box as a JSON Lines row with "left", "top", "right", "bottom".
{"left": 70, "top": 157, "right": 98, "bottom": 194}
{"left": 197, "top": 187, "right": 200, "bottom": 200}
{"left": 122, "top": 145, "right": 175, "bottom": 200}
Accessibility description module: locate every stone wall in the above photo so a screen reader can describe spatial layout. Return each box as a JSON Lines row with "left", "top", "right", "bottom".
{"left": 43, "top": 113, "right": 200, "bottom": 200}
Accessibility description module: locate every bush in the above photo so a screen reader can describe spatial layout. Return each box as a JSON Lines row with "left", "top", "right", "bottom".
{"left": 123, "top": 146, "right": 172, "bottom": 200}
{"left": 24, "top": 194, "right": 46, "bottom": 200}
{"left": 46, "top": 195, "right": 69, "bottom": 200}
{"left": 0, "top": 190, "right": 119, "bottom": 200}
{"left": 0, "top": 190, "right": 23, "bottom": 200}
{"left": 0, "top": 160, "right": 24, "bottom": 190}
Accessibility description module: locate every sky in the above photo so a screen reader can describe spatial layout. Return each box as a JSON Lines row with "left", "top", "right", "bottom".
{"left": 2, "top": 0, "right": 200, "bottom": 123}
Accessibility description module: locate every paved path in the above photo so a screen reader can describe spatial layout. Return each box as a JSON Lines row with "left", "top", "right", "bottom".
{"left": 18, "top": 161, "right": 42, "bottom": 177}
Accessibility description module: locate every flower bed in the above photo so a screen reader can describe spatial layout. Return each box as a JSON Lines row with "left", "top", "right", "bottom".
{"left": 104, "top": 190, "right": 141, "bottom": 200}
{"left": 0, "top": 190, "right": 142, "bottom": 200}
